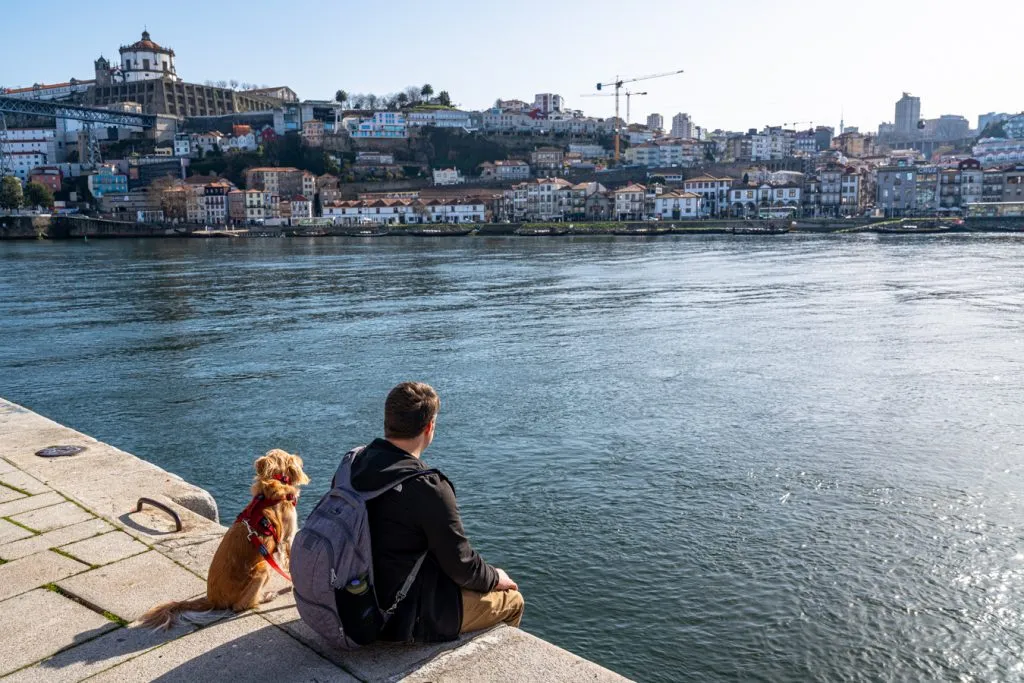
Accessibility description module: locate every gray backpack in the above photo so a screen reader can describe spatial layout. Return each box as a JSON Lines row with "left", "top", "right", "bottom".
{"left": 291, "top": 446, "right": 437, "bottom": 649}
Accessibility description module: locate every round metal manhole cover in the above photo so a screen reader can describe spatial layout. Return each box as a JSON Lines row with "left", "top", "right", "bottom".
{"left": 35, "top": 445, "right": 87, "bottom": 458}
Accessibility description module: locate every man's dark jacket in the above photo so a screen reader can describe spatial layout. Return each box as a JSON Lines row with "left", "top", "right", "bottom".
{"left": 349, "top": 438, "right": 498, "bottom": 642}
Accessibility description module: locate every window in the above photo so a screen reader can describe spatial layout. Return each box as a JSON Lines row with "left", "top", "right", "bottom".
{"left": 143, "top": 59, "right": 150, "bottom": 71}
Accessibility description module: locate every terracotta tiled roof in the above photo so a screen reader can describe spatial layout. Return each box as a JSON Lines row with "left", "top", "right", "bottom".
{"left": 121, "top": 31, "right": 174, "bottom": 55}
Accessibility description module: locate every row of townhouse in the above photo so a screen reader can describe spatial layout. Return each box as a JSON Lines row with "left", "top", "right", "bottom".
{"left": 498, "top": 180, "right": 702, "bottom": 222}
{"left": 321, "top": 197, "right": 486, "bottom": 224}
{"left": 972, "top": 138, "right": 1024, "bottom": 168}
{"left": 727, "top": 184, "right": 803, "bottom": 218}
{"left": 225, "top": 190, "right": 313, "bottom": 224}
{"left": 877, "top": 159, "right": 1024, "bottom": 216}
{"left": 174, "top": 127, "right": 270, "bottom": 157}
{"left": 480, "top": 108, "right": 615, "bottom": 136}
{"left": 157, "top": 179, "right": 233, "bottom": 224}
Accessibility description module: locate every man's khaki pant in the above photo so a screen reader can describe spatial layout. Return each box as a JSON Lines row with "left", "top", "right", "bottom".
{"left": 460, "top": 589, "right": 525, "bottom": 633}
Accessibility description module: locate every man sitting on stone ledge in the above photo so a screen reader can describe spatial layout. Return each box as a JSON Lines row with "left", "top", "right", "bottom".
{"left": 348, "top": 381, "right": 524, "bottom": 641}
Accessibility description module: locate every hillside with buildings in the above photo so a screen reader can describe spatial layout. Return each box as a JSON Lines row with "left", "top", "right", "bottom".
{"left": 2, "top": 30, "right": 1022, "bottom": 224}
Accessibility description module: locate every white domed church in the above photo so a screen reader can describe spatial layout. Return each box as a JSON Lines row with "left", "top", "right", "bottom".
{"left": 117, "top": 30, "right": 179, "bottom": 83}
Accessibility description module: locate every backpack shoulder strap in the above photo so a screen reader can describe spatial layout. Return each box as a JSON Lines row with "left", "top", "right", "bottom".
{"left": 330, "top": 445, "right": 366, "bottom": 490}
{"left": 362, "top": 468, "right": 439, "bottom": 501}
{"left": 331, "top": 445, "right": 440, "bottom": 500}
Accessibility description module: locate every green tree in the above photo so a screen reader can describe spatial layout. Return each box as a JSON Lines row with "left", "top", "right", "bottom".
{"left": 437, "top": 91, "right": 453, "bottom": 107}
{"left": 335, "top": 89, "right": 348, "bottom": 106}
{"left": 0, "top": 176, "right": 23, "bottom": 211}
{"left": 420, "top": 83, "right": 434, "bottom": 100}
{"left": 24, "top": 181, "right": 54, "bottom": 209}
{"left": 396, "top": 92, "right": 409, "bottom": 108}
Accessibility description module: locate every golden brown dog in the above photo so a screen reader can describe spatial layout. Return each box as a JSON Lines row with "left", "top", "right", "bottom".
{"left": 140, "top": 449, "right": 310, "bottom": 629}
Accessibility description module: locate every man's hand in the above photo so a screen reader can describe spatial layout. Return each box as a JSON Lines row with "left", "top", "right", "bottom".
{"left": 494, "top": 567, "right": 518, "bottom": 591}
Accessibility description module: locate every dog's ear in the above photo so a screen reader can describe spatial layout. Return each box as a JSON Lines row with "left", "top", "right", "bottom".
{"left": 288, "top": 454, "right": 311, "bottom": 486}
{"left": 254, "top": 454, "right": 274, "bottom": 479}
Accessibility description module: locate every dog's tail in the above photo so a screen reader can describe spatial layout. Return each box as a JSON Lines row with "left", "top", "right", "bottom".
{"left": 139, "top": 597, "right": 218, "bottom": 630}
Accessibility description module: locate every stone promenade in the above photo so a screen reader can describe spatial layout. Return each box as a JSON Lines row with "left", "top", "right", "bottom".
{"left": 0, "top": 398, "right": 630, "bottom": 682}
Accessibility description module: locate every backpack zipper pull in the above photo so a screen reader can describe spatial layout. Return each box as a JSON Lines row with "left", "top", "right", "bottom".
{"left": 330, "top": 568, "right": 338, "bottom": 588}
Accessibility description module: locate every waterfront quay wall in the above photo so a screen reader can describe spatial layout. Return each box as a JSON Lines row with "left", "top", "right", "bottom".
{"left": 1, "top": 216, "right": 173, "bottom": 240}
{"left": 0, "top": 398, "right": 629, "bottom": 682}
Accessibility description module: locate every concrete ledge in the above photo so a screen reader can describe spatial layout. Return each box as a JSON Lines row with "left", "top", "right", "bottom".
{"left": 0, "top": 398, "right": 630, "bottom": 682}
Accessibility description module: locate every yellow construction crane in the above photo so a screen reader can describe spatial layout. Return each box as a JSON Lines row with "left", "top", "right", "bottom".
{"left": 596, "top": 69, "right": 684, "bottom": 163}
{"left": 581, "top": 91, "right": 648, "bottom": 126}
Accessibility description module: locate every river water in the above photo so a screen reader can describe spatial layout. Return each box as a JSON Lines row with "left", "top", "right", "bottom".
{"left": 1, "top": 235, "right": 1023, "bottom": 681}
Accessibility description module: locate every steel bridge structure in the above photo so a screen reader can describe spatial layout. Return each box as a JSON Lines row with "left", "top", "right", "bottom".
{"left": 0, "top": 95, "right": 157, "bottom": 171}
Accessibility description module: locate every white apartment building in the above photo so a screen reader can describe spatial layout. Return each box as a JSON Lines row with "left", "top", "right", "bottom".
{"left": 407, "top": 110, "right": 473, "bottom": 129}
{"left": 568, "top": 143, "right": 609, "bottom": 159}
{"left": 729, "top": 184, "right": 801, "bottom": 216}
{"left": 501, "top": 178, "right": 571, "bottom": 221}
{"left": 624, "top": 138, "right": 698, "bottom": 168}
{"left": 533, "top": 93, "right": 564, "bottom": 114}
{"left": 625, "top": 143, "right": 660, "bottom": 167}
{"left": 479, "top": 160, "right": 531, "bottom": 181}
{"left": 432, "top": 168, "right": 465, "bottom": 185}
{"left": 228, "top": 132, "right": 258, "bottom": 153}
{"left": 614, "top": 183, "right": 647, "bottom": 220}
{"left": 653, "top": 191, "right": 701, "bottom": 219}
{"left": 684, "top": 175, "right": 733, "bottom": 217}
{"left": 423, "top": 198, "right": 486, "bottom": 223}
{"left": 323, "top": 198, "right": 485, "bottom": 224}
{"left": 482, "top": 109, "right": 536, "bottom": 132}
{"left": 173, "top": 135, "right": 191, "bottom": 157}
{"left": 349, "top": 112, "right": 408, "bottom": 139}
{"left": 2, "top": 80, "right": 94, "bottom": 101}
{"left": 286, "top": 195, "right": 313, "bottom": 221}
{"left": 0, "top": 128, "right": 59, "bottom": 168}
{"left": 647, "top": 113, "right": 664, "bottom": 132}
{"left": 625, "top": 129, "right": 655, "bottom": 145}
{"left": 191, "top": 132, "right": 225, "bottom": 155}
{"left": 7, "top": 152, "right": 48, "bottom": 181}
{"left": 671, "top": 113, "right": 692, "bottom": 139}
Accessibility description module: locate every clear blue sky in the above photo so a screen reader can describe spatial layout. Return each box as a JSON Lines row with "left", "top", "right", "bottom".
{"left": 3, "top": 0, "right": 1019, "bottom": 132}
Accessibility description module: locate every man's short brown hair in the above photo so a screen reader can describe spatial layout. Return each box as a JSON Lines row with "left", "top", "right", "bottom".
{"left": 384, "top": 382, "right": 440, "bottom": 439}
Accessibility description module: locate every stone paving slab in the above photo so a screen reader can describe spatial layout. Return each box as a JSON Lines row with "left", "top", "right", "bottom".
{"left": 0, "top": 470, "right": 51, "bottom": 495}
{"left": 0, "top": 518, "right": 35, "bottom": 545}
{"left": 0, "top": 588, "right": 117, "bottom": 678}
{"left": 59, "top": 531, "right": 150, "bottom": 567}
{"left": 0, "top": 491, "right": 65, "bottom": 518}
{"left": 2, "top": 619, "right": 195, "bottom": 683}
{"left": 0, "top": 517, "right": 114, "bottom": 562}
{"left": 57, "top": 550, "right": 206, "bottom": 623}
{"left": 0, "top": 457, "right": 17, "bottom": 474}
{"left": 0, "top": 484, "right": 27, "bottom": 505}
{"left": 85, "top": 614, "right": 357, "bottom": 683}
{"left": 400, "top": 626, "right": 633, "bottom": 683}
{"left": 0, "top": 550, "right": 91, "bottom": 603}
{"left": 152, "top": 534, "right": 223, "bottom": 579}
{"left": 257, "top": 597, "right": 474, "bottom": 682}
{"left": 9, "top": 501, "right": 95, "bottom": 534}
